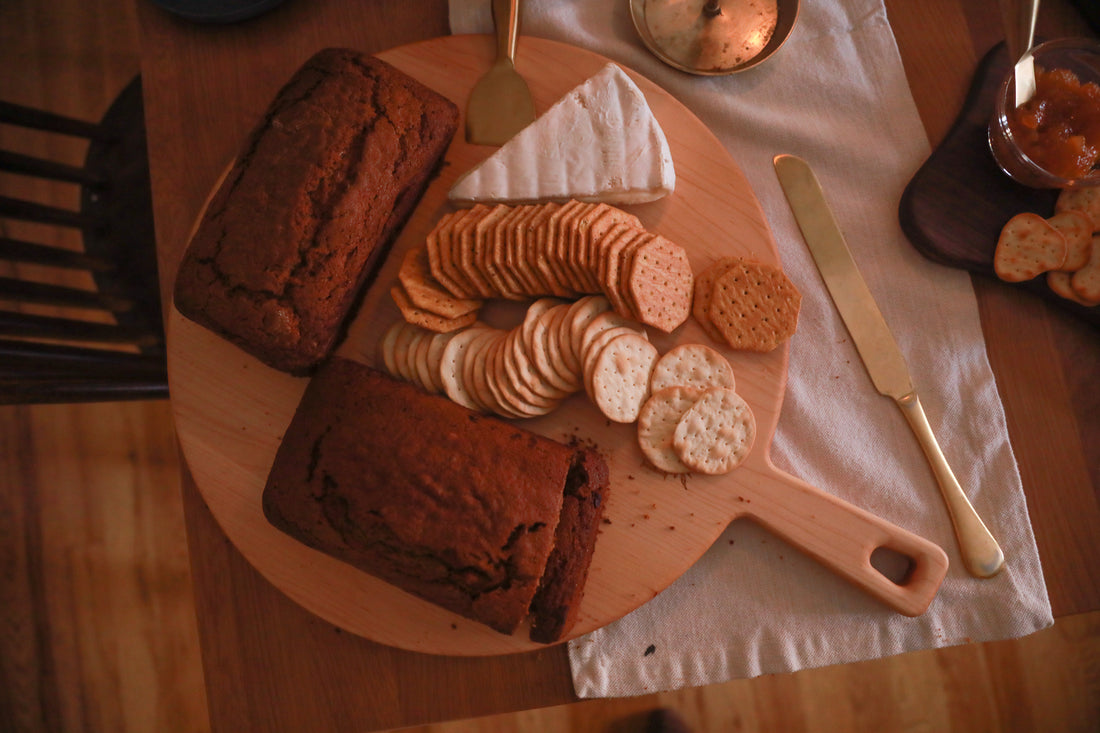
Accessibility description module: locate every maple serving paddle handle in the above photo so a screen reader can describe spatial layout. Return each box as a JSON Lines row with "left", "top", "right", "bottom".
{"left": 740, "top": 466, "right": 951, "bottom": 616}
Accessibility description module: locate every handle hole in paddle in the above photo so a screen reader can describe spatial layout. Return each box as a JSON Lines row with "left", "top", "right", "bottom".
{"left": 870, "top": 546, "right": 916, "bottom": 585}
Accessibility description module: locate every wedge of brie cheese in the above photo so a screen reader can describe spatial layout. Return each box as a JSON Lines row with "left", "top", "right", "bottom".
{"left": 449, "top": 63, "right": 675, "bottom": 205}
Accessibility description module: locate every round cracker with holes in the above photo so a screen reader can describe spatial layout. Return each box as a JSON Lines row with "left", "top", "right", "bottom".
{"left": 582, "top": 325, "right": 646, "bottom": 395}
{"left": 439, "top": 325, "right": 491, "bottom": 410}
{"left": 589, "top": 333, "right": 658, "bottom": 423}
{"left": 649, "top": 343, "right": 736, "bottom": 393}
{"left": 637, "top": 385, "right": 703, "bottom": 473}
{"left": 673, "top": 386, "right": 757, "bottom": 474}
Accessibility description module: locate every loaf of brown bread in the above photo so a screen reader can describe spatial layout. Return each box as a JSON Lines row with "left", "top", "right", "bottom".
{"left": 262, "top": 358, "right": 609, "bottom": 639}
{"left": 174, "top": 48, "right": 459, "bottom": 375}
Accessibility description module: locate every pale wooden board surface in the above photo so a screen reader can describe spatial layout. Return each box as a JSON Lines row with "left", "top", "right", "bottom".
{"left": 167, "top": 35, "right": 947, "bottom": 656}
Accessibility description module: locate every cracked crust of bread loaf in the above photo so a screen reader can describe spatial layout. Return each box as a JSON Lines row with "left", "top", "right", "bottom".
{"left": 261, "top": 359, "right": 575, "bottom": 634}
{"left": 173, "top": 48, "right": 459, "bottom": 375}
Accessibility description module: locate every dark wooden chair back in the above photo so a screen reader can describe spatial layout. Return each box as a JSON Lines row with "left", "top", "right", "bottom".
{"left": 0, "top": 76, "right": 167, "bottom": 404}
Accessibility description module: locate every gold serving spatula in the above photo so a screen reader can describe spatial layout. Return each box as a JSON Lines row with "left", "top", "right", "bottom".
{"left": 465, "top": 0, "right": 536, "bottom": 145}
{"left": 774, "top": 154, "right": 1005, "bottom": 579}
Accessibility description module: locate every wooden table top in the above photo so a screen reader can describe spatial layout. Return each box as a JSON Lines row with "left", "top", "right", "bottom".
{"left": 135, "top": 0, "right": 1100, "bottom": 730}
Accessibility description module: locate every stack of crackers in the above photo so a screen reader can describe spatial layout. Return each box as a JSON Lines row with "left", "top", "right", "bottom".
{"left": 637, "top": 344, "right": 755, "bottom": 475}
{"left": 380, "top": 297, "right": 757, "bottom": 476}
{"left": 692, "top": 257, "right": 802, "bottom": 352}
{"left": 381, "top": 200, "right": 808, "bottom": 478}
{"left": 390, "top": 200, "right": 695, "bottom": 334}
{"left": 994, "top": 187, "right": 1100, "bottom": 306}
{"left": 381, "top": 296, "right": 653, "bottom": 421}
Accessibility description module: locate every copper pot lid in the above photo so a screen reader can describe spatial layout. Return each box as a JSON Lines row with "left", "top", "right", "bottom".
{"left": 630, "top": 0, "right": 800, "bottom": 75}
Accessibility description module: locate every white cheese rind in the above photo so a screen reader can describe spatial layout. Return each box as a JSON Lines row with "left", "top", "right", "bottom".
{"left": 449, "top": 63, "right": 675, "bottom": 205}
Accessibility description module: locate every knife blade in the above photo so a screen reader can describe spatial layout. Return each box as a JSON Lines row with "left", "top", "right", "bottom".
{"left": 773, "top": 154, "right": 1005, "bottom": 578}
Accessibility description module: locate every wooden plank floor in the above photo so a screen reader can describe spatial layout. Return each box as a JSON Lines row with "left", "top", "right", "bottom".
{"left": 1, "top": 1, "right": 1097, "bottom": 731}
{"left": 0, "top": 2, "right": 210, "bottom": 731}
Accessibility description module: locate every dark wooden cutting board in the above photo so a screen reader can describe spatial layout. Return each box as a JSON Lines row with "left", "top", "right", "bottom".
{"left": 899, "top": 41, "right": 1099, "bottom": 329}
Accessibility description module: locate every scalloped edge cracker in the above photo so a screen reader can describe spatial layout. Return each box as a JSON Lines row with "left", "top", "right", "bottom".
{"left": 1047, "top": 209, "right": 1094, "bottom": 272}
{"left": 1055, "top": 186, "right": 1100, "bottom": 227}
{"left": 993, "top": 212, "right": 1067, "bottom": 282}
{"left": 1070, "top": 234, "right": 1100, "bottom": 303}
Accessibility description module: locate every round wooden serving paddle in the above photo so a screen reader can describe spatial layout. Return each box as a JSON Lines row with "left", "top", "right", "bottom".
{"left": 168, "top": 35, "right": 949, "bottom": 656}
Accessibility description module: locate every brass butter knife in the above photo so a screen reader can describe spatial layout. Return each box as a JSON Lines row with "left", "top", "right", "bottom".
{"left": 465, "top": 0, "right": 536, "bottom": 145}
{"left": 773, "top": 154, "right": 1005, "bottom": 579}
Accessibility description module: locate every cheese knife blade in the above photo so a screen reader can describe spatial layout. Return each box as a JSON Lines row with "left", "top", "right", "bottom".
{"left": 773, "top": 154, "right": 1004, "bottom": 578}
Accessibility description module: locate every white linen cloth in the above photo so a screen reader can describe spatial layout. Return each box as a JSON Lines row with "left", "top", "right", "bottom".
{"left": 450, "top": 0, "right": 1053, "bottom": 698}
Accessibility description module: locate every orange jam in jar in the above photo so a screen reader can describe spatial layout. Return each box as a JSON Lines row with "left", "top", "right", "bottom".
{"left": 1008, "top": 66, "right": 1100, "bottom": 179}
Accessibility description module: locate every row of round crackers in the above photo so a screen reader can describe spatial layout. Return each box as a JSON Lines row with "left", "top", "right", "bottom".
{"left": 394, "top": 200, "right": 694, "bottom": 333}
{"left": 381, "top": 297, "right": 757, "bottom": 475}
{"left": 993, "top": 189, "right": 1100, "bottom": 306}
{"left": 634, "top": 343, "right": 756, "bottom": 475}
{"left": 381, "top": 295, "right": 654, "bottom": 420}
{"left": 692, "top": 256, "right": 801, "bottom": 352}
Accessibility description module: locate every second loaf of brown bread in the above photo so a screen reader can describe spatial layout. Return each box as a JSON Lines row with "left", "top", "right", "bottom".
{"left": 261, "top": 359, "right": 610, "bottom": 641}
{"left": 174, "top": 48, "right": 459, "bottom": 375}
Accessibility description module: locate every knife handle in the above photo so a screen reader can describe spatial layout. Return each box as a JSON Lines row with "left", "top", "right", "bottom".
{"left": 894, "top": 392, "right": 1005, "bottom": 578}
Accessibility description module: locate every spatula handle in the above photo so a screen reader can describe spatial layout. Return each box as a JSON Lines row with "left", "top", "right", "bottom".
{"left": 739, "top": 466, "right": 950, "bottom": 616}
{"left": 895, "top": 392, "right": 1005, "bottom": 578}
{"left": 1003, "top": 0, "right": 1040, "bottom": 62}
{"left": 493, "top": 0, "right": 521, "bottom": 64}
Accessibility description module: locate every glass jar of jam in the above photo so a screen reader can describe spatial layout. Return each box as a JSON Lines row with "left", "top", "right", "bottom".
{"left": 989, "top": 39, "right": 1100, "bottom": 189}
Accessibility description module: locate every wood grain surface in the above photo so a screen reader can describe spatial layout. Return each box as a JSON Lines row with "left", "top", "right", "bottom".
{"left": 169, "top": 34, "right": 947, "bottom": 656}
{"left": 120, "top": 0, "right": 1100, "bottom": 730}
{"left": 9, "top": 1, "right": 1098, "bottom": 733}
